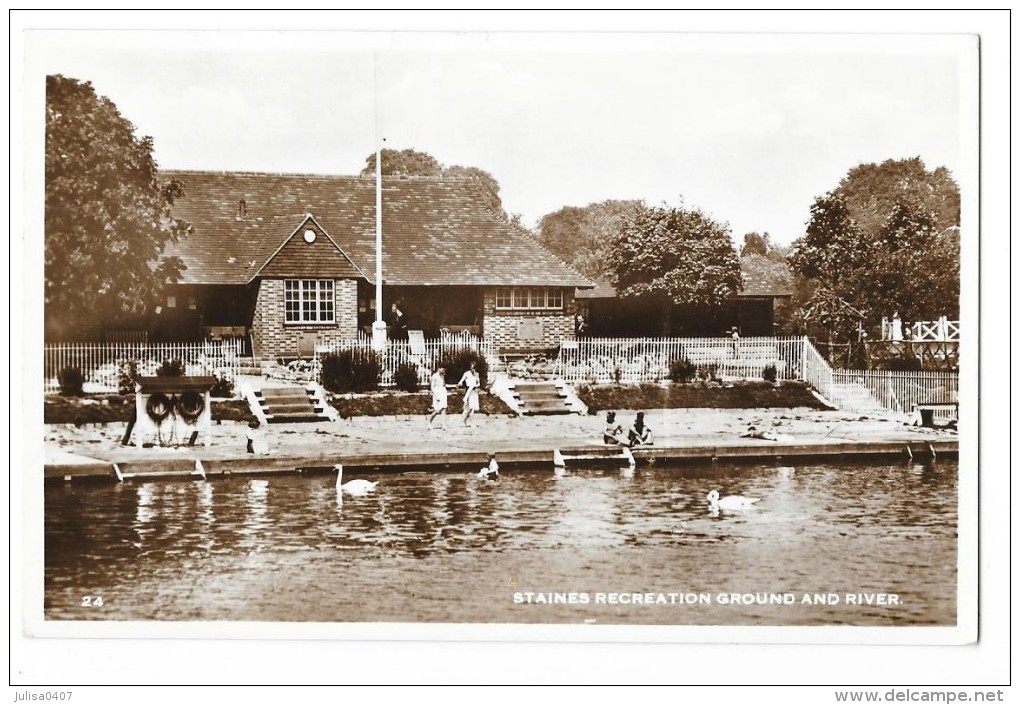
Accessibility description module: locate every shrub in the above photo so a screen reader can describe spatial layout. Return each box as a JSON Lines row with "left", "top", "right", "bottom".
{"left": 762, "top": 364, "right": 778, "bottom": 383}
{"left": 697, "top": 363, "right": 719, "bottom": 381}
{"left": 156, "top": 358, "right": 185, "bottom": 377}
{"left": 117, "top": 359, "right": 139, "bottom": 394}
{"left": 321, "top": 349, "right": 382, "bottom": 393}
{"left": 209, "top": 373, "right": 235, "bottom": 398}
{"left": 668, "top": 358, "right": 698, "bottom": 383}
{"left": 58, "top": 366, "right": 84, "bottom": 396}
{"left": 885, "top": 356, "right": 923, "bottom": 372}
{"left": 393, "top": 362, "right": 420, "bottom": 392}
{"left": 438, "top": 347, "right": 489, "bottom": 387}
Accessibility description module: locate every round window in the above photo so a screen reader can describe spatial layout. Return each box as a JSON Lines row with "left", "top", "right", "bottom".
{"left": 303, "top": 229, "right": 316, "bottom": 243}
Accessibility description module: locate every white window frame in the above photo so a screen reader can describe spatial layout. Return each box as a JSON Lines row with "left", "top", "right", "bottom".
{"left": 284, "top": 279, "right": 335, "bottom": 324}
{"left": 494, "top": 286, "right": 564, "bottom": 311}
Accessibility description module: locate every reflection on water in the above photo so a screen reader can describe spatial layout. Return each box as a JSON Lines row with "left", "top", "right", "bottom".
{"left": 45, "top": 460, "right": 958, "bottom": 625}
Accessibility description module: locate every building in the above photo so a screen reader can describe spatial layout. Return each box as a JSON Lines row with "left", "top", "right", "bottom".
{"left": 574, "top": 266, "right": 792, "bottom": 337}
{"left": 155, "top": 171, "right": 592, "bottom": 357}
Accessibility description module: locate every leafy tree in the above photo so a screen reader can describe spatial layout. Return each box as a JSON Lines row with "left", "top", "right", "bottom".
{"left": 538, "top": 199, "right": 644, "bottom": 280}
{"left": 740, "top": 231, "right": 770, "bottom": 257}
{"left": 832, "top": 157, "right": 960, "bottom": 238}
{"left": 360, "top": 147, "right": 441, "bottom": 177}
{"left": 606, "top": 204, "right": 741, "bottom": 331}
{"left": 789, "top": 160, "right": 961, "bottom": 344}
{"left": 360, "top": 149, "right": 505, "bottom": 217}
{"left": 45, "top": 74, "right": 188, "bottom": 340}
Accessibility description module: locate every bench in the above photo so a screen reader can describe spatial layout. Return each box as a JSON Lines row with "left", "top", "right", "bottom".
{"left": 912, "top": 402, "right": 959, "bottom": 427}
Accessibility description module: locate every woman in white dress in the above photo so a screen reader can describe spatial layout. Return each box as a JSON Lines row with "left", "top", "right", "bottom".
{"left": 427, "top": 366, "right": 448, "bottom": 427}
{"left": 458, "top": 361, "right": 480, "bottom": 426}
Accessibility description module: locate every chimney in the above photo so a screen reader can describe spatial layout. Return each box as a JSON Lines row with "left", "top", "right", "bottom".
{"left": 236, "top": 199, "right": 247, "bottom": 221}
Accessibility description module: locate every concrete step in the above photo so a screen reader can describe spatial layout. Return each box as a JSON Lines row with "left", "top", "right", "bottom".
{"left": 262, "top": 402, "right": 321, "bottom": 415}
{"left": 264, "top": 413, "right": 324, "bottom": 424}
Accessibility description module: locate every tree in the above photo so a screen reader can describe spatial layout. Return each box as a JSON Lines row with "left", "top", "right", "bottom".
{"left": 606, "top": 204, "right": 741, "bottom": 330}
{"left": 538, "top": 199, "right": 644, "bottom": 280}
{"left": 45, "top": 74, "right": 189, "bottom": 340}
{"left": 359, "top": 148, "right": 441, "bottom": 177}
{"left": 832, "top": 156, "right": 960, "bottom": 238}
{"left": 789, "top": 158, "right": 961, "bottom": 344}
{"left": 360, "top": 149, "right": 505, "bottom": 216}
{"left": 740, "top": 231, "right": 770, "bottom": 257}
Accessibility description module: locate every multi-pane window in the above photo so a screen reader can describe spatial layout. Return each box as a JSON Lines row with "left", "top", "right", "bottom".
{"left": 284, "top": 279, "right": 334, "bottom": 323}
{"left": 494, "top": 287, "right": 564, "bottom": 310}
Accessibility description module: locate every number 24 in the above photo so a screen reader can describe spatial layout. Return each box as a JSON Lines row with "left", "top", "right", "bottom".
{"left": 81, "top": 595, "right": 104, "bottom": 607}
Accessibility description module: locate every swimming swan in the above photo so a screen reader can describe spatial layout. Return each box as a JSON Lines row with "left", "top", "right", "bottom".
{"left": 334, "top": 464, "right": 379, "bottom": 495}
{"left": 707, "top": 489, "right": 760, "bottom": 511}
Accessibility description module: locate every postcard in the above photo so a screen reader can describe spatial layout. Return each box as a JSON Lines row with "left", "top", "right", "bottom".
{"left": 13, "top": 14, "right": 1003, "bottom": 689}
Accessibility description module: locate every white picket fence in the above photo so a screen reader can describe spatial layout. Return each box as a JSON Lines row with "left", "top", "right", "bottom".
{"left": 44, "top": 340, "right": 243, "bottom": 394}
{"left": 315, "top": 337, "right": 499, "bottom": 387}
{"left": 555, "top": 336, "right": 805, "bottom": 385}
{"left": 830, "top": 369, "right": 959, "bottom": 414}
{"left": 553, "top": 335, "right": 958, "bottom": 417}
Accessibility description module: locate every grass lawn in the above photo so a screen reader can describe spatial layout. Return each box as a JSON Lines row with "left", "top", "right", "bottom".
{"left": 45, "top": 380, "right": 826, "bottom": 425}
{"left": 576, "top": 381, "right": 829, "bottom": 413}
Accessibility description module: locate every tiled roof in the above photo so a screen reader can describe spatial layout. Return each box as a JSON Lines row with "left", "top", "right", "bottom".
{"left": 574, "top": 280, "right": 617, "bottom": 299}
{"left": 739, "top": 267, "right": 793, "bottom": 298}
{"left": 162, "top": 170, "right": 592, "bottom": 288}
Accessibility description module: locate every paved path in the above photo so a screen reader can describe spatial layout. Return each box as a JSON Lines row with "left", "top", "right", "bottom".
{"left": 43, "top": 407, "right": 958, "bottom": 480}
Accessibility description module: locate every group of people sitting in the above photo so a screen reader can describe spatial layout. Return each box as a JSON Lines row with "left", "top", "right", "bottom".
{"left": 602, "top": 410, "right": 654, "bottom": 448}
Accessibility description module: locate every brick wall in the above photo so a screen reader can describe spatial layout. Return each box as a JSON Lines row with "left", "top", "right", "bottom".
{"left": 252, "top": 278, "right": 358, "bottom": 357}
{"left": 482, "top": 288, "right": 576, "bottom": 353}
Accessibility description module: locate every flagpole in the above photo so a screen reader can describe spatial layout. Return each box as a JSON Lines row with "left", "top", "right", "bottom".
{"left": 371, "top": 58, "right": 387, "bottom": 352}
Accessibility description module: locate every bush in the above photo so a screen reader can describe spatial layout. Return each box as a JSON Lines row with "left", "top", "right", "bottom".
{"left": 117, "top": 359, "right": 139, "bottom": 394}
{"left": 437, "top": 347, "right": 489, "bottom": 388}
{"left": 697, "top": 363, "right": 719, "bottom": 381}
{"left": 668, "top": 358, "right": 698, "bottom": 383}
{"left": 393, "top": 362, "right": 420, "bottom": 392}
{"left": 156, "top": 358, "right": 185, "bottom": 377}
{"left": 209, "top": 373, "right": 235, "bottom": 398}
{"left": 885, "top": 356, "right": 923, "bottom": 372}
{"left": 58, "top": 366, "right": 84, "bottom": 396}
{"left": 763, "top": 364, "right": 778, "bottom": 383}
{"left": 321, "top": 349, "right": 382, "bottom": 393}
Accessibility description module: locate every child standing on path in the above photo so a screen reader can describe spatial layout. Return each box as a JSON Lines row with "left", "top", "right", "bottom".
{"left": 427, "top": 366, "right": 448, "bottom": 427}
{"left": 458, "top": 361, "right": 480, "bottom": 426}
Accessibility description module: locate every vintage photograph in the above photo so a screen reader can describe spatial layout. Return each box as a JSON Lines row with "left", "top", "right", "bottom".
{"left": 26, "top": 26, "right": 978, "bottom": 646}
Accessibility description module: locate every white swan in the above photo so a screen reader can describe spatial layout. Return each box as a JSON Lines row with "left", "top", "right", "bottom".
{"left": 334, "top": 464, "right": 379, "bottom": 495}
{"left": 707, "top": 489, "right": 760, "bottom": 511}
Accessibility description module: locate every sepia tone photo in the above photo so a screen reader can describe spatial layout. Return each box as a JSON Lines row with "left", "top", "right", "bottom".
{"left": 25, "top": 27, "right": 978, "bottom": 646}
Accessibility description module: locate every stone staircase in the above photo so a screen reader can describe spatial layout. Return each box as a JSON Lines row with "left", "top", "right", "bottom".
{"left": 253, "top": 387, "right": 331, "bottom": 424}
{"left": 508, "top": 380, "right": 586, "bottom": 416}
{"left": 826, "top": 381, "right": 889, "bottom": 413}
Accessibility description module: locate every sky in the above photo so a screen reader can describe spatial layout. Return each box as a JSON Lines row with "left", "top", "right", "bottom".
{"left": 28, "top": 27, "right": 970, "bottom": 247}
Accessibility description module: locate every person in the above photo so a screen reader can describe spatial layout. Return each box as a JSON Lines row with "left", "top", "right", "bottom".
{"left": 391, "top": 302, "right": 408, "bottom": 341}
{"left": 603, "top": 411, "right": 625, "bottom": 445}
{"left": 574, "top": 311, "right": 589, "bottom": 339}
{"left": 458, "top": 361, "right": 481, "bottom": 426}
{"left": 245, "top": 420, "right": 269, "bottom": 455}
{"left": 427, "top": 366, "right": 448, "bottom": 427}
{"left": 478, "top": 452, "right": 499, "bottom": 480}
{"left": 627, "top": 411, "right": 654, "bottom": 447}
{"left": 730, "top": 326, "right": 741, "bottom": 359}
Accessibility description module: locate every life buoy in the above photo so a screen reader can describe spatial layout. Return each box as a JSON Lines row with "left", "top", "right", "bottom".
{"left": 177, "top": 391, "right": 205, "bottom": 423}
{"left": 146, "top": 393, "right": 173, "bottom": 423}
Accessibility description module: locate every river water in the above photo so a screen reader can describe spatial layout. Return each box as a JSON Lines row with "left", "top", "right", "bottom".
{"left": 44, "top": 459, "right": 957, "bottom": 625}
